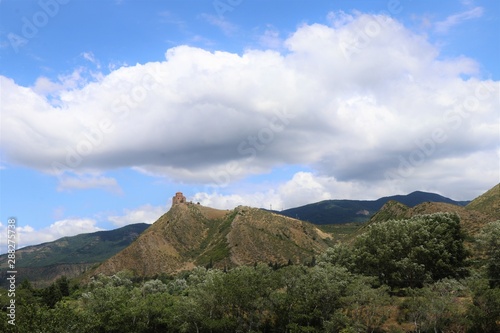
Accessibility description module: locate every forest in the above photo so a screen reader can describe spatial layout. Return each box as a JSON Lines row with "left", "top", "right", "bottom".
{"left": 1, "top": 213, "right": 499, "bottom": 332}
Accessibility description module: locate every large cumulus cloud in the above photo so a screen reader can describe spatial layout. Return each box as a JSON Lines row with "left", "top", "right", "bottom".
{"left": 1, "top": 12, "right": 498, "bottom": 193}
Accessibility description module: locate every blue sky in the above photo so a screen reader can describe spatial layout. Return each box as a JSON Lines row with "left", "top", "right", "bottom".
{"left": 0, "top": 0, "right": 499, "bottom": 251}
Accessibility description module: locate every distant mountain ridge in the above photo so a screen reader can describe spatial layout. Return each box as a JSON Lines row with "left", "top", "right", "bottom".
{"left": 277, "top": 191, "right": 470, "bottom": 225}
{"left": 0, "top": 223, "right": 149, "bottom": 287}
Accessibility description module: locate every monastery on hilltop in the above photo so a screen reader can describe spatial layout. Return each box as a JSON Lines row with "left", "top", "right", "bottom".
{"left": 171, "top": 192, "right": 200, "bottom": 207}
{"left": 172, "top": 192, "right": 186, "bottom": 206}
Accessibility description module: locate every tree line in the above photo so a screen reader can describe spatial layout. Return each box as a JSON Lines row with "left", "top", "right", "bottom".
{"left": 1, "top": 213, "right": 499, "bottom": 332}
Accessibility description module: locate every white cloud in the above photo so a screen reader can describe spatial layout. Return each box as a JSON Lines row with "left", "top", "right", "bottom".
{"left": 82, "top": 51, "right": 101, "bottom": 69}
{"left": 278, "top": 172, "right": 333, "bottom": 208}
{"left": 57, "top": 175, "right": 123, "bottom": 194}
{"left": 0, "top": 218, "right": 103, "bottom": 252}
{"left": 194, "top": 171, "right": 403, "bottom": 210}
{"left": 108, "top": 204, "right": 167, "bottom": 226}
{"left": 435, "top": 7, "right": 484, "bottom": 33}
{"left": 0, "top": 12, "right": 498, "bottom": 200}
{"left": 192, "top": 191, "right": 281, "bottom": 210}
{"left": 31, "top": 67, "right": 103, "bottom": 98}
{"left": 193, "top": 163, "right": 497, "bottom": 212}
{"left": 327, "top": 10, "right": 354, "bottom": 28}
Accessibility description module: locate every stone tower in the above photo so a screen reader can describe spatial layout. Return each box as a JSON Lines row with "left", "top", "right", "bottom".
{"left": 172, "top": 192, "right": 186, "bottom": 206}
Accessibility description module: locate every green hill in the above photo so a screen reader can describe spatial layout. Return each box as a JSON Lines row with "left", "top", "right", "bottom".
{"left": 0, "top": 223, "right": 149, "bottom": 287}
{"left": 466, "top": 183, "right": 500, "bottom": 219}
{"left": 360, "top": 185, "right": 499, "bottom": 238}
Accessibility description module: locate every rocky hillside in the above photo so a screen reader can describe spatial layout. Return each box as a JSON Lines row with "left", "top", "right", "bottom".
{"left": 93, "top": 203, "right": 333, "bottom": 278}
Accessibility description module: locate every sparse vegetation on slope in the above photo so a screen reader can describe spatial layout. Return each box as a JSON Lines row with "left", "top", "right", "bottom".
{"left": 93, "top": 203, "right": 332, "bottom": 278}
{"left": 364, "top": 201, "right": 496, "bottom": 237}
{"left": 369, "top": 200, "right": 409, "bottom": 223}
{"left": 466, "top": 183, "right": 500, "bottom": 219}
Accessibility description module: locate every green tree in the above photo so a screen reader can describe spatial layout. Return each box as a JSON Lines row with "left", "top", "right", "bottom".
{"left": 341, "top": 279, "right": 392, "bottom": 332}
{"left": 43, "top": 283, "right": 63, "bottom": 308}
{"left": 466, "top": 278, "right": 500, "bottom": 333}
{"left": 55, "top": 276, "right": 70, "bottom": 297}
{"left": 79, "top": 274, "right": 147, "bottom": 333}
{"left": 349, "top": 213, "right": 468, "bottom": 288}
{"left": 271, "top": 264, "right": 357, "bottom": 332}
{"left": 181, "top": 264, "right": 275, "bottom": 332}
{"left": 475, "top": 221, "right": 500, "bottom": 288}
{"left": 319, "top": 243, "right": 356, "bottom": 271}
{"left": 399, "top": 279, "right": 469, "bottom": 333}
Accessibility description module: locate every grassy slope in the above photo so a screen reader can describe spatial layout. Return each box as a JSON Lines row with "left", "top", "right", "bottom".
{"left": 465, "top": 183, "right": 500, "bottom": 220}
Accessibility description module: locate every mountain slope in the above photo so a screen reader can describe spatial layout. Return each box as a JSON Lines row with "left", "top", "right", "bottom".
{"left": 0, "top": 223, "right": 149, "bottom": 287}
{"left": 357, "top": 185, "right": 500, "bottom": 241}
{"left": 278, "top": 191, "right": 469, "bottom": 225}
{"left": 365, "top": 201, "right": 495, "bottom": 237}
{"left": 465, "top": 183, "right": 500, "bottom": 219}
{"left": 93, "top": 203, "right": 332, "bottom": 277}
{"left": 368, "top": 200, "right": 410, "bottom": 223}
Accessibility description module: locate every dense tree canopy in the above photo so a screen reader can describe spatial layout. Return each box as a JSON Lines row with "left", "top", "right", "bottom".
{"left": 322, "top": 213, "right": 469, "bottom": 288}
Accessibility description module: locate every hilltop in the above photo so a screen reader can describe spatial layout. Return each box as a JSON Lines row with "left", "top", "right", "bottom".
{"left": 93, "top": 203, "right": 332, "bottom": 277}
